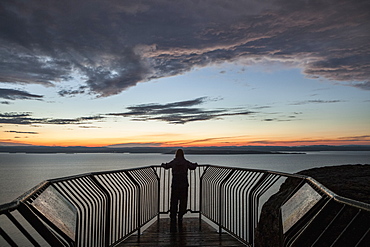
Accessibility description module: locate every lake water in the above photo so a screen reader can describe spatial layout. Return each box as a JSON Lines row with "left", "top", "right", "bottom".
{"left": 0, "top": 151, "right": 369, "bottom": 204}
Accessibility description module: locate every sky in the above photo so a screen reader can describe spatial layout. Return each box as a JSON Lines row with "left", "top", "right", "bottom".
{"left": 0, "top": 0, "right": 369, "bottom": 147}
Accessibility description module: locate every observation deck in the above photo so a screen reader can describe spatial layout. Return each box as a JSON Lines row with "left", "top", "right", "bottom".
{"left": 119, "top": 217, "right": 243, "bottom": 246}
{"left": 1, "top": 165, "right": 369, "bottom": 246}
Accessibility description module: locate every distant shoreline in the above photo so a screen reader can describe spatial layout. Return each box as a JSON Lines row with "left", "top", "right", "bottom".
{"left": 1, "top": 145, "right": 369, "bottom": 154}
{"left": 163, "top": 149, "right": 305, "bottom": 155}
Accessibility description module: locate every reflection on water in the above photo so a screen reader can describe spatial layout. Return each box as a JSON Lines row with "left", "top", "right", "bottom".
{"left": 0, "top": 151, "right": 369, "bottom": 204}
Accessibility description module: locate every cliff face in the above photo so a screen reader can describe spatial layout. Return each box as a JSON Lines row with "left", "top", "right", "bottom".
{"left": 255, "top": 164, "right": 370, "bottom": 247}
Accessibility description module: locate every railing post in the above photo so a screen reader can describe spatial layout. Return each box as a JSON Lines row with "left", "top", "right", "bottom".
{"left": 199, "top": 165, "right": 209, "bottom": 230}
{"left": 151, "top": 166, "right": 161, "bottom": 225}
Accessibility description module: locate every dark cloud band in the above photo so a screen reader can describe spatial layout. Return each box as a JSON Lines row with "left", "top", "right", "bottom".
{"left": 0, "top": 112, "right": 104, "bottom": 125}
{"left": 0, "top": 88, "right": 43, "bottom": 100}
{"left": 0, "top": 0, "right": 369, "bottom": 96}
{"left": 108, "top": 97, "right": 254, "bottom": 124}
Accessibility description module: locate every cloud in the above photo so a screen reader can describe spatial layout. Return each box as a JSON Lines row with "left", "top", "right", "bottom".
{"left": 107, "top": 142, "right": 163, "bottom": 148}
{"left": 58, "top": 86, "right": 88, "bottom": 97}
{"left": 290, "top": 99, "right": 344, "bottom": 105}
{"left": 0, "top": 112, "right": 105, "bottom": 125}
{"left": 4, "top": 130, "right": 39, "bottom": 134}
{"left": 0, "top": 112, "right": 44, "bottom": 125}
{"left": 0, "top": 88, "right": 43, "bottom": 100}
{"left": 248, "top": 135, "right": 370, "bottom": 145}
{"left": 1, "top": 0, "right": 369, "bottom": 97}
{"left": 108, "top": 97, "right": 254, "bottom": 124}
{"left": 78, "top": 125, "right": 101, "bottom": 129}
{"left": 337, "top": 135, "right": 370, "bottom": 142}
{"left": 350, "top": 81, "right": 370, "bottom": 91}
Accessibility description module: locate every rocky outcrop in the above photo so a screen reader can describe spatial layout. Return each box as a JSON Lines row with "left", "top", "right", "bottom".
{"left": 297, "top": 164, "right": 370, "bottom": 204}
{"left": 255, "top": 164, "right": 370, "bottom": 247}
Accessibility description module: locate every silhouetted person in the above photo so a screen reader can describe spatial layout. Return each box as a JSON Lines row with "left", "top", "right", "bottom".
{"left": 161, "top": 149, "right": 198, "bottom": 231}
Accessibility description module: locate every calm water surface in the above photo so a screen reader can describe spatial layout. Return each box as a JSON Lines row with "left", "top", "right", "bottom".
{"left": 0, "top": 151, "right": 369, "bottom": 204}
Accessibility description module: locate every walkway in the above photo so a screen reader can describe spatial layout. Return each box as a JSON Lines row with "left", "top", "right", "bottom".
{"left": 118, "top": 217, "right": 246, "bottom": 246}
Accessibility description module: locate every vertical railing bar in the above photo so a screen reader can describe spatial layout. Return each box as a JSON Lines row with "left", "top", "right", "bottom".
{"left": 245, "top": 172, "right": 263, "bottom": 242}
{"left": 49, "top": 183, "right": 79, "bottom": 246}
{"left": 101, "top": 174, "right": 120, "bottom": 243}
{"left": 234, "top": 170, "right": 246, "bottom": 240}
{"left": 0, "top": 226, "right": 19, "bottom": 247}
{"left": 90, "top": 175, "right": 111, "bottom": 247}
{"left": 161, "top": 167, "right": 166, "bottom": 213}
{"left": 17, "top": 203, "right": 65, "bottom": 247}
{"left": 202, "top": 167, "right": 214, "bottom": 220}
{"left": 114, "top": 172, "right": 130, "bottom": 237}
{"left": 97, "top": 174, "right": 114, "bottom": 243}
{"left": 159, "top": 167, "right": 165, "bottom": 213}
{"left": 202, "top": 166, "right": 214, "bottom": 220}
{"left": 242, "top": 171, "right": 261, "bottom": 241}
{"left": 79, "top": 177, "right": 103, "bottom": 247}
{"left": 329, "top": 209, "right": 362, "bottom": 247}
{"left": 70, "top": 178, "right": 96, "bottom": 247}
{"left": 260, "top": 173, "right": 281, "bottom": 196}
{"left": 248, "top": 172, "right": 269, "bottom": 246}
{"left": 168, "top": 168, "right": 171, "bottom": 213}
{"left": 219, "top": 169, "right": 235, "bottom": 234}
{"left": 140, "top": 169, "right": 153, "bottom": 223}
{"left": 233, "top": 170, "right": 248, "bottom": 238}
{"left": 72, "top": 178, "right": 94, "bottom": 247}
{"left": 118, "top": 172, "right": 136, "bottom": 236}
{"left": 355, "top": 227, "right": 370, "bottom": 247}
{"left": 131, "top": 170, "right": 145, "bottom": 224}
{"left": 5, "top": 212, "right": 40, "bottom": 246}
{"left": 216, "top": 168, "right": 232, "bottom": 223}
{"left": 116, "top": 172, "right": 131, "bottom": 240}
{"left": 125, "top": 170, "right": 141, "bottom": 240}
{"left": 225, "top": 170, "right": 242, "bottom": 233}
{"left": 151, "top": 166, "right": 161, "bottom": 223}
{"left": 125, "top": 172, "right": 137, "bottom": 236}
{"left": 84, "top": 177, "right": 106, "bottom": 247}
{"left": 286, "top": 197, "right": 332, "bottom": 247}
{"left": 236, "top": 171, "right": 246, "bottom": 240}
{"left": 134, "top": 169, "right": 154, "bottom": 224}
{"left": 113, "top": 172, "right": 127, "bottom": 239}
{"left": 253, "top": 174, "right": 281, "bottom": 242}
{"left": 311, "top": 203, "right": 347, "bottom": 247}
{"left": 189, "top": 169, "right": 193, "bottom": 212}
{"left": 239, "top": 171, "right": 259, "bottom": 242}
{"left": 139, "top": 170, "right": 150, "bottom": 222}
{"left": 210, "top": 167, "right": 225, "bottom": 223}
{"left": 137, "top": 169, "right": 152, "bottom": 229}
{"left": 199, "top": 165, "right": 209, "bottom": 229}
{"left": 55, "top": 181, "right": 83, "bottom": 247}
{"left": 146, "top": 168, "right": 158, "bottom": 221}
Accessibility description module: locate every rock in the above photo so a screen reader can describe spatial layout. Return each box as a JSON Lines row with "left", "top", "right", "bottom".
{"left": 297, "top": 164, "right": 370, "bottom": 204}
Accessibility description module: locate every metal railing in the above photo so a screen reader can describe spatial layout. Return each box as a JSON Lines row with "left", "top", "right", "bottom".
{"left": 1, "top": 165, "right": 369, "bottom": 246}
